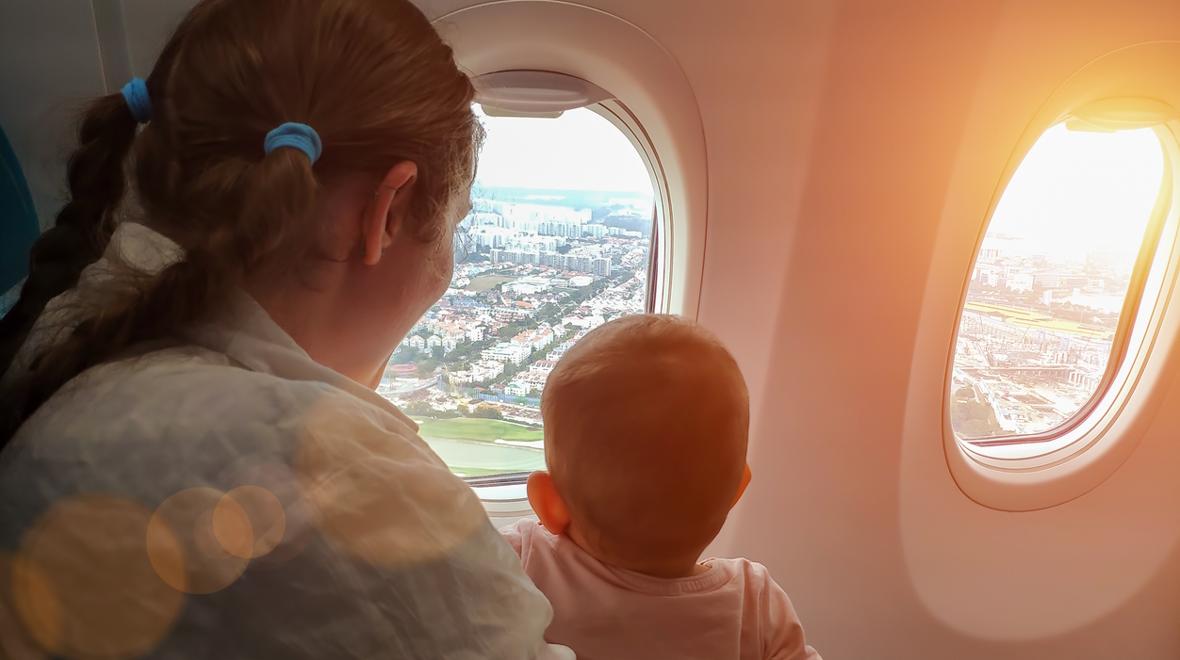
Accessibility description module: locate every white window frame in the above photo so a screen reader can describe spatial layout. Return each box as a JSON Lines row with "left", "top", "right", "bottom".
{"left": 459, "top": 91, "right": 669, "bottom": 496}
{"left": 951, "top": 123, "right": 1176, "bottom": 459}
{"left": 942, "top": 119, "right": 1180, "bottom": 511}
{"left": 432, "top": 2, "right": 708, "bottom": 507}
{"left": 895, "top": 42, "right": 1180, "bottom": 512}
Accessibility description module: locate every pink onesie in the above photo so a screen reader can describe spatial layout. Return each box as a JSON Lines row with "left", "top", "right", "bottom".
{"left": 502, "top": 518, "right": 822, "bottom": 660}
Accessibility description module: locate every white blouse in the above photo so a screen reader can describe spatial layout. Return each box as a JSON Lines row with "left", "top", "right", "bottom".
{"left": 0, "top": 223, "right": 571, "bottom": 659}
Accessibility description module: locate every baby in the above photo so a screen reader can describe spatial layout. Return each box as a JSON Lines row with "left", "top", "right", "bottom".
{"left": 502, "top": 314, "right": 821, "bottom": 660}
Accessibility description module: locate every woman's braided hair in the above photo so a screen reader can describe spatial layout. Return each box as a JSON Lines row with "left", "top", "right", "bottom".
{"left": 0, "top": 0, "right": 480, "bottom": 443}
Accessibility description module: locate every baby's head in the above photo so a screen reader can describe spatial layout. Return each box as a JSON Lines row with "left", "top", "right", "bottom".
{"left": 528, "top": 314, "right": 751, "bottom": 577}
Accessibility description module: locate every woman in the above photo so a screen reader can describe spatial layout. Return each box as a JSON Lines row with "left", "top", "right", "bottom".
{"left": 0, "top": 0, "right": 568, "bottom": 657}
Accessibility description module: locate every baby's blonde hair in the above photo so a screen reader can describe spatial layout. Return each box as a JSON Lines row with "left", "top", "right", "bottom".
{"left": 542, "top": 314, "right": 749, "bottom": 569}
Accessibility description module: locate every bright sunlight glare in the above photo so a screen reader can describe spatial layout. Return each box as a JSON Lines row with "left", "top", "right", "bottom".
{"left": 474, "top": 105, "right": 653, "bottom": 195}
{"left": 985, "top": 123, "right": 1164, "bottom": 263}
{"left": 952, "top": 122, "right": 1168, "bottom": 448}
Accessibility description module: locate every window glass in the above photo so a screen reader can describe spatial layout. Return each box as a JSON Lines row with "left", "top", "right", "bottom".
{"left": 951, "top": 124, "right": 1165, "bottom": 446}
{"left": 380, "top": 106, "right": 656, "bottom": 478}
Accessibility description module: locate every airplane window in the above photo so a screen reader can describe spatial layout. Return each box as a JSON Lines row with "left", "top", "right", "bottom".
{"left": 950, "top": 123, "right": 1167, "bottom": 455}
{"left": 379, "top": 105, "right": 656, "bottom": 480}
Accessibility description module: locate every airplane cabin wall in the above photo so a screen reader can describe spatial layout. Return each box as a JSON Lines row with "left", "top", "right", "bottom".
{"left": 4, "top": 1, "right": 1180, "bottom": 658}
{"left": 435, "top": 1, "right": 1180, "bottom": 657}
{"left": 0, "top": 2, "right": 112, "bottom": 230}
{"left": 662, "top": 1, "right": 1180, "bottom": 658}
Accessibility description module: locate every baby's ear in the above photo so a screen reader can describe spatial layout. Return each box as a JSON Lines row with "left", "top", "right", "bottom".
{"left": 527, "top": 471, "right": 571, "bottom": 535}
{"left": 732, "top": 464, "right": 752, "bottom": 508}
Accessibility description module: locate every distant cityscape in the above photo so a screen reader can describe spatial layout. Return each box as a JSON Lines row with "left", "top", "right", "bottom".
{"left": 377, "top": 185, "right": 652, "bottom": 476}
{"left": 951, "top": 234, "right": 1137, "bottom": 443}
{"left": 386, "top": 191, "right": 1138, "bottom": 459}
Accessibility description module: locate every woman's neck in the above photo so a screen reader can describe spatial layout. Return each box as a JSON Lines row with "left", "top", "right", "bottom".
{"left": 246, "top": 273, "right": 398, "bottom": 387}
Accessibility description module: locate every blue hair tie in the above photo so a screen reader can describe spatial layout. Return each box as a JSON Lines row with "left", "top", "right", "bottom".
{"left": 264, "top": 122, "right": 322, "bottom": 164}
{"left": 121, "top": 77, "right": 153, "bottom": 124}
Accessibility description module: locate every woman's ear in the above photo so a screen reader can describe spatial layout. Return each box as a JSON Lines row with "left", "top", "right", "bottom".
{"left": 527, "top": 471, "right": 571, "bottom": 535}
{"left": 362, "top": 161, "right": 418, "bottom": 266}
{"left": 732, "top": 464, "right": 752, "bottom": 508}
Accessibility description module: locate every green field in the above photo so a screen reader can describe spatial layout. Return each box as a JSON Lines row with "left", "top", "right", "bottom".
{"left": 964, "top": 301, "right": 1113, "bottom": 340}
{"left": 416, "top": 417, "right": 545, "bottom": 478}
{"left": 466, "top": 275, "right": 514, "bottom": 292}
{"left": 421, "top": 437, "right": 545, "bottom": 478}
{"left": 417, "top": 417, "right": 543, "bottom": 442}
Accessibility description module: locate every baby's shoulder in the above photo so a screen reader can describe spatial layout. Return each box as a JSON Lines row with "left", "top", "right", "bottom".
{"left": 704, "top": 556, "right": 772, "bottom": 580}
{"left": 703, "top": 556, "right": 789, "bottom": 598}
{"left": 702, "top": 558, "right": 819, "bottom": 658}
{"left": 500, "top": 517, "right": 557, "bottom": 554}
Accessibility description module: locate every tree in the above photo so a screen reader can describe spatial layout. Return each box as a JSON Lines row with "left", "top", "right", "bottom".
{"left": 392, "top": 346, "right": 419, "bottom": 363}
{"left": 403, "top": 400, "right": 435, "bottom": 417}
{"left": 418, "top": 357, "right": 441, "bottom": 373}
{"left": 537, "top": 303, "right": 560, "bottom": 321}
{"left": 471, "top": 405, "right": 503, "bottom": 420}
{"left": 499, "top": 322, "right": 526, "bottom": 339}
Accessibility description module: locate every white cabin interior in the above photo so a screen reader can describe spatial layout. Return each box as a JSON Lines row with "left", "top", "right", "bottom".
{"left": 4, "top": 1, "right": 1180, "bottom": 657}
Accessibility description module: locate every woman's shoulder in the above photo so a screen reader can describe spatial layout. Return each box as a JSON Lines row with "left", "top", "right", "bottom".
{"left": 0, "top": 350, "right": 557, "bottom": 660}
{"left": 7, "top": 346, "right": 454, "bottom": 507}
{"left": 5, "top": 341, "right": 490, "bottom": 567}
{"left": 25, "top": 345, "right": 410, "bottom": 437}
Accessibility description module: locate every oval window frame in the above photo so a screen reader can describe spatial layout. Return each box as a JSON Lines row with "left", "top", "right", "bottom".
{"left": 952, "top": 120, "right": 1174, "bottom": 459}
{"left": 433, "top": 0, "right": 708, "bottom": 319}
{"left": 939, "top": 42, "right": 1180, "bottom": 511}
{"left": 458, "top": 94, "right": 667, "bottom": 490}
{"left": 429, "top": 0, "right": 707, "bottom": 499}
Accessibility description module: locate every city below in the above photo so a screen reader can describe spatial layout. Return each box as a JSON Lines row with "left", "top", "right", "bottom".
{"left": 377, "top": 185, "right": 653, "bottom": 477}
{"left": 951, "top": 234, "right": 1137, "bottom": 444}
{"left": 378, "top": 200, "right": 1137, "bottom": 472}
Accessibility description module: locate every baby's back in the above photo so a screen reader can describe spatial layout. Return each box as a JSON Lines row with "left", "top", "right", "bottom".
{"left": 502, "top": 519, "right": 821, "bottom": 660}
